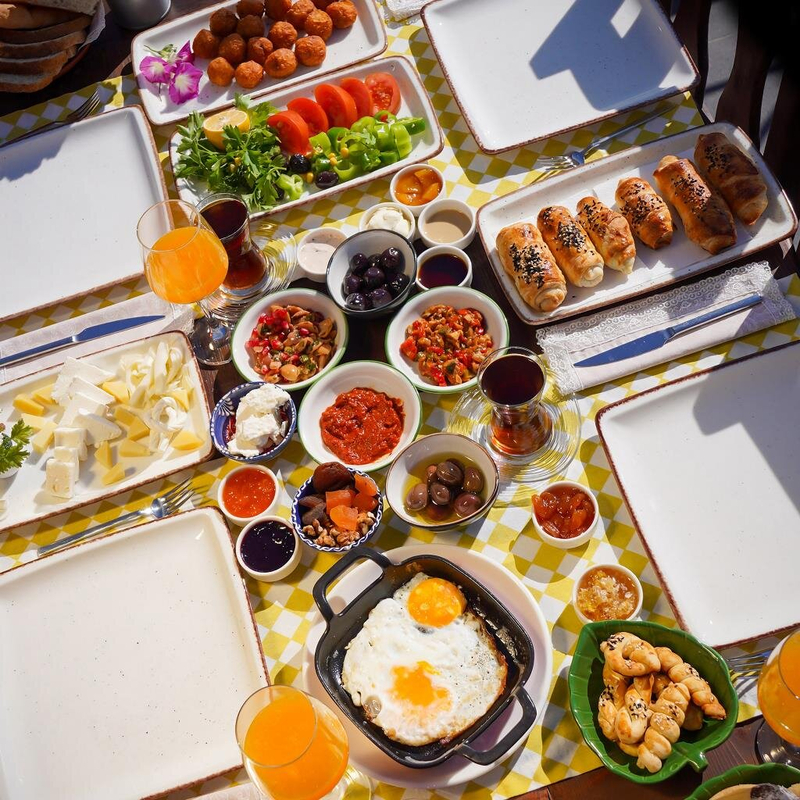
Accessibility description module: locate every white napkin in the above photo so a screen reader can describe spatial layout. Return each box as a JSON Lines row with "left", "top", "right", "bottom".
{"left": 0, "top": 293, "right": 193, "bottom": 385}
{"left": 201, "top": 785, "right": 262, "bottom": 800}
{"left": 384, "top": 0, "right": 432, "bottom": 22}
{"left": 536, "top": 262, "right": 796, "bottom": 394}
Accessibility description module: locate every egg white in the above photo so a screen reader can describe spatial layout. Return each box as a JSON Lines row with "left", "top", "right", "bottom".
{"left": 341, "top": 572, "right": 508, "bottom": 746}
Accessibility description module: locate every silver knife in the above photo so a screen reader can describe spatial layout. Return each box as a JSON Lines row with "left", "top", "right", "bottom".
{"left": 0, "top": 315, "right": 165, "bottom": 368}
{"left": 574, "top": 294, "right": 763, "bottom": 368}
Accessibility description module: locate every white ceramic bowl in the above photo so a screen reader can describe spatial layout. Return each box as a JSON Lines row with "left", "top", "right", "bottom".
{"left": 531, "top": 480, "right": 599, "bottom": 549}
{"left": 389, "top": 163, "right": 445, "bottom": 217}
{"left": 325, "top": 229, "right": 416, "bottom": 319}
{"left": 231, "top": 288, "right": 348, "bottom": 390}
{"left": 236, "top": 515, "right": 302, "bottom": 582}
{"left": 217, "top": 465, "right": 281, "bottom": 527}
{"left": 296, "top": 227, "right": 347, "bottom": 283}
{"left": 572, "top": 563, "right": 644, "bottom": 626}
{"left": 297, "top": 361, "right": 422, "bottom": 473}
{"left": 359, "top": 202, "right": 417, "bottom": 240}
{"left": 384, "top": 286, "right": 510, "bottom": 395}
{"left": 384, "top": 432, "right": 500, "bottom": 531}
{"left": 415, "top": 245, "right": 472, "bottom": 291}
{"left": 418, "top": 197, "right": 476, "bottom": 249}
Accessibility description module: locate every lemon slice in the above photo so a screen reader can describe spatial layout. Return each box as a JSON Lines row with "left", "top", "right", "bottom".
{"left": 202, "top": 108, "right": 250, "bottom": 150}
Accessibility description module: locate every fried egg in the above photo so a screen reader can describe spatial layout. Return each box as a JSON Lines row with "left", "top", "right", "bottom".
{"left": 341, "top": 572, "right": 508, "bottom": 746}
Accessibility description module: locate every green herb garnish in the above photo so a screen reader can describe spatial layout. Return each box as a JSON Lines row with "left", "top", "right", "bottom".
{"left": 0, "top": 419, "right": 33, "bottom": 473}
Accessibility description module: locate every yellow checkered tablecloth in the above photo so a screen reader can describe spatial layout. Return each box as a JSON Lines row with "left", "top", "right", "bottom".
{"left": 2, "top": 9, "right": 799, "bottom": 799}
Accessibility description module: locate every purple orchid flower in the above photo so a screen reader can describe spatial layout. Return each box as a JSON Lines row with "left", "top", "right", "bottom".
{"left": 139, "top": 54, "right": 174, "bottom": 85}
{"left": 140, "top": 41, "right": 202, "bottom": 104}
{"left": 175, "top": 41, "right": 195, "bottom": 65}
{"left": 168, "top": 60, "right": 203, "bottom": 104}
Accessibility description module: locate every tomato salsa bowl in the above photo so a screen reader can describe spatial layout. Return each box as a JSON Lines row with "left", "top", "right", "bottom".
{"left": 218, "top": 465, "right": 282, "bottom": 527}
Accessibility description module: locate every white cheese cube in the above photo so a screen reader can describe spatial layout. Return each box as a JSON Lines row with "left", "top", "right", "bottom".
{"left": 79, "top": 413, "right": 122, "bottom": 446}
{"left": 61, "top": 392, "right": 107, "bottom": 427}
{"left": 54, "top": 427, "right": 88, "bottom": 461}
{"left": 58, "top": 376, "right": 114, "bottom": 408}
{"left": 52, "top": 358, "right": 114, "bottom": 405}
{"left": 53, "top": 446, "right": 80, "bottom": 473}
{"left": 45, "top": 458, "right": 77, "bottom": 499}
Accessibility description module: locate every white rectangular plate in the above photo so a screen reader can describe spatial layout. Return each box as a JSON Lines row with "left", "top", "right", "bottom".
{"left": 169, "top": 56, "right": 444, "bottom": 219}
{"left": 0, "top": 508, "right": 267, "bottom": 800}
{"left": 0, "top": 107, "right": 166, "bottom": 325}
{"left": 596, "top": 341, "right": 800, "bottom": 648}
{"left": 0, "top": 332, "right": 212, "bottom": 534}
{"left": 422, "top": 0, "right": 697, "bottom": 154}
{"left": 132, "top": 0, "right": 388, "bottom": 126}
{"left": 477, "top": 122, "right": 798, "bottom": 326}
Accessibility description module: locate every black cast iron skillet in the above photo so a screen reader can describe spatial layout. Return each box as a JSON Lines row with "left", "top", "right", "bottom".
{"left": 312, "top": 546, "right": 537, "bottom": 769}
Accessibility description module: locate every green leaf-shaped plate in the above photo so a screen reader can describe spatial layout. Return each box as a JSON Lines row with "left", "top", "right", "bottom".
{"left": 568, "top": 620, "right": 738, "bottom": 784}
{"left": 687, "top": 763, "right": 800, "bottom": 799}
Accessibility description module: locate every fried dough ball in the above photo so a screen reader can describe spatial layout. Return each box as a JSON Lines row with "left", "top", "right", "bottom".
{"left": 326, "top": 0, "right": 357, "bottom": 28}
{"left": 303, "top": 8, "right": 332, "bottom": 39}
{"left": 218, "top": 33, "right": 247, "bottom": 65}
{"left": 209, "top": 7, "right": 237, "bottom": 36}
{"left": 235, "top": 59, "right": 265, "bottom": 88}
{"left": 247, "top": 36, "right": 274, "bottom": 64}
{"left": 294, "top": 34, "right": 326, "bottom": 66}
{"left": 268, "top": 20, "right": 297, "bottom": 48}
{"left": 264, "top": 47, "right": 297, "bottom": 78}
{"left": 285, "top": 0, "right": 315, "bottom": 28}
{"left": 207, "top": 56, "right": 236, "bottom": 86}
{"left": 236, "top": 0, "right": 265, "bottom": 16}
{"left": 265, "top": 0, "right": 292, "bottom": 20}
{"left": 312, "top": 0, "right": 332, "bottom": 8}
{"left": 237, "top": 14, "right": 266, "bottom": 38}
{"left": 192, "top": 28, "right": 220, "bottom": 59}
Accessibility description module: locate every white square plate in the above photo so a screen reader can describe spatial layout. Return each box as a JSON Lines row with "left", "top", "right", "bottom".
{"left": 477, "top": 122, "right": 797, "bottom": 326}
{"left": 132, "top": 0, "right": 388, "bottom": 126}
{"left": 0, "top": 332, "right": 213, "bottom": 534}
{"left": 0, "top": 508, "right": 267, "bottom": 800}
{"left": 596, "top": 341, "right": 800, "bottom": 648}
{"left": 0, "top": 107, "right": 167, "bottom": 324}
{"left": 422, "top": 0, "right": 698, "bottom": 153}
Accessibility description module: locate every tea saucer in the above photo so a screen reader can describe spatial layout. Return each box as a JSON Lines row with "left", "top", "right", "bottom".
{"left": 447, "top": 386, "right": 581, "bottom": 497}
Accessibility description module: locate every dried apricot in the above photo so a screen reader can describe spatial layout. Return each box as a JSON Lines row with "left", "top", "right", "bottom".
{"left": 326, "top": 488, "right": 355, "bottom": 514}
{"left": 330, "top": 504, "right": 358, "bottom": 531}
{"left": 353, "top": 492, "right": 378, "bottom": 512}
{"left": 353, "top": 473, "right": 378, "bottom": 497}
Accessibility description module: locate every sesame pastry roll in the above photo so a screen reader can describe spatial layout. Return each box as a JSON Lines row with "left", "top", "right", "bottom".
{"left": 536, "top": 205, "right": 604, "bottom": 288}
{"left": 576, "top": 196, "right": 637, "bottom": 274}
{"left": 615, "top": 177, "right": 674, "bottom": 250}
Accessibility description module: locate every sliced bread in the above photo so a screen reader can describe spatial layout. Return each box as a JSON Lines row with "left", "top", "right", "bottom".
{"left": 0, "top": 3, "right": 78, "bottom": 28}
{"left": 9, "top": 0, "right": 98, "bottom": 16}
{"left": 0, "top": 62, "right": 64, "bottom": 91}
{"left": 0, "top": 27, "right": 84, "bottom": 56}
{"left": 0, "top": 13, "right": 89, "bottom": 43}
{"left": 0, "top": 44, "right": 73, "bottom": 73}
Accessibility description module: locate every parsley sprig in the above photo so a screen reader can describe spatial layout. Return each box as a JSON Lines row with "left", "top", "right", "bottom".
{"left": 0, "top": 419, "right": 33, "bottom": 473}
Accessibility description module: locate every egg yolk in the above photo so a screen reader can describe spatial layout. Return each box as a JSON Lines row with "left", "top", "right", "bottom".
{"left": 391, "top": 662, "right": 450, "bottom": 708}
{"left": 407, "top": 577, "right": 467, "bottom": 627}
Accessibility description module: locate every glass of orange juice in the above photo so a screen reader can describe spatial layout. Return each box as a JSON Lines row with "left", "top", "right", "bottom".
{"left": 756, "top": 629, "right": 800, "bottom": 767}
{"left": 137, "top": 199, "right": 230, "bottom": 366}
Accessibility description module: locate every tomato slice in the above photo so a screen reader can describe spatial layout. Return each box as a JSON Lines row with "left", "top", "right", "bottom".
{"left": 365, "top": 72, "right": 401, "bottom": 114}
{"left": 314, "top": 83, "right": 358, "bottom": 129}
{"left": 340, "top": 77, "right": 374, "bottom": 118}
{"left": 287, "top": 97, "right": 329, "bottom": 135}
{"left": 267, "top": 110, "right": 311, "bottom": 155}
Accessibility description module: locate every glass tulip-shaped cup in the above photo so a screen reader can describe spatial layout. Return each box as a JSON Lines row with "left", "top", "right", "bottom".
{"left": 236, "top": 686, "right": 372, "bottom": 800}
{"left": 137, "top": 199, "right": 230, "bottom": 366}
{"left": 756, "top": 629, "right": 800, "bottom": 767}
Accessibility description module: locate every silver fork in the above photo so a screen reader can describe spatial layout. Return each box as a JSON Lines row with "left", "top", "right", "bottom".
{"left": 37, "top": 477, "right": 196, "bottom": 557}
{"left": 1, "top": 90, "right": 101, "bottom": 150}
{"left": 726, "top": 648, "right": 771, "bottom": 685}
{"left": 533, "top": 106, "right": 671, "bottom": 173}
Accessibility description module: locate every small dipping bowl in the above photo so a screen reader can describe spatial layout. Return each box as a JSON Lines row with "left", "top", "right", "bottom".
{"left": 390, "top": 163, "right": 445, "bottom": 217}
{"left": 360, "top": 202, "right": 417, "bottom": 240}
{"left": 418, "top": 198, "right": 476, "bottom": 250}
{"left": 296, "top": 227, "right": 347, "bottom": 283}
{"left": 415, "top": 245, "right": 472, "bottom": 290}
{"left": 572, "top": 562, "right": 643, "bottom": 626}
{"left": 218, "top": 464, "right": 281, "bottom": 527}
{"left": 531, "top": 480, "right": 599, "bottom": 550}
{"left": 236, "top": 515, "right": 301, "bottom": 582}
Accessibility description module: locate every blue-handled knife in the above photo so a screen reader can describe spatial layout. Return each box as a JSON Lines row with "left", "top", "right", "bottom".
{"left": 574, "top": 294, "right": 763, "bottom": 368}
{"left": 0, "top": 315, "right": 165, "bottom": 368}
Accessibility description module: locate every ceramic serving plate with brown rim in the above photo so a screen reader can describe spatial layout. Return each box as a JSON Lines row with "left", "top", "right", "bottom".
{"left": 0, "top": 331, "right": 213, "bottom": 534}
{"left": 477, "top": 121, "right": 797, "bottom": 327}
{"left": 595, "top": 340, "right": 800, "bottom": 648}
{"left": 168, "top": 55, "right": 444, "bottom": 221}
{"left": 132, "top": 0, "right": 388, "bottom": 127}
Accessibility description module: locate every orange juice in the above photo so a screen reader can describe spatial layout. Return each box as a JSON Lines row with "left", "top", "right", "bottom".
{"left": 758, "top": 631, "right": 800, "bottom": 746}
{"left": 145, "top": 227, "right": 228, "bottom": 304}
{"left": 243, "top": 690, "right": 348, "bottom": 800}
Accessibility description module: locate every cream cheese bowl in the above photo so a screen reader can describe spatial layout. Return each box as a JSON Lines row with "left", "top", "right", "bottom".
{"left": 359, "top": 202, "right": 417, "bottom": 240}
{"left": 297, "top": 227, "right": 347, "bottom": 283}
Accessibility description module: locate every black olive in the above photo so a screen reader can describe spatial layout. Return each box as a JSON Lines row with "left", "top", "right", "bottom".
{"left": 288, "top": 154, "right": 311, "bottom": 174}
{"left": 367, "top": 254, "right": 383, "bottom": 270}
{"left": 449, "top": 458, "right": 466, "bottom": 474}
{"left": 462, "top": 467, "right": 484, "bottom": 494}
{"left": 363, "top": 266, "right": 385, "bottom": 289}
{"left": 386, "top": 273, "right": 410, "bottom": 298}
{"left": 405, "top": 483, "right": 429, "bottom": 511}
{"left": 343, "top": 274, "right": 362, "bottom": 295}
{"left": 350, "top": 252, "right": 368, "bottom": 274}
{"left": 436, "top": 460, "right": 463, "bottom": 487}
{"left": 367, "top": 287, "right": 392, "bottom": 308}
{"left": 426, "top": 464, "right": 438, "bottom": 486}
{"left": 345, "top": 292, "right": 368, "bottom": 311}
{"left": 453, "top": 492, "right": 483, "bottom": 517}
{"left": 315, "top": 170, "right": 339, "bottom": 189}
{"left": 381, "top": 246, "right": 404, "bottom": 272}
{"left": 429, "top": 482, "right": 451, "bottom": 506}
{"left": 424, "top": 501, "right": 451, "bottom": 522}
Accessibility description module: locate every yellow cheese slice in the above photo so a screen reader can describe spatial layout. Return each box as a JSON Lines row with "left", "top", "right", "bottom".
{"left": 170, "top": 388, "right": 192, "bottom": 410}
{"left": 95, "top": 440, "right": 114, "bottom": 469}
{"left": 21, "top": 412, "right": 53, "bottom": 432}
{"left": 127, "top": 417, "right": 151, "bottom": 441}
{"left": 171, "top": 429, "right": 203, "bottom": 451}
{"left": 101, "top": 380, "right": 130, "bottom": 404}
{"left": 13, "top": 394, "right": 45, "bottom": 416}
{"left": 101, "top": 462, "right": 125, "bottom": 486}
{"left": 31, "top": 421, "right": 57, "bottom": 453}
{"left": 32, "top": 383, "right": 55, "bottom": 405}
{"left": 119, "top": 439, "right": 150, "bottom": 458}
{"left": 114, "top": 406, "right": 138, "bottom": 427}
